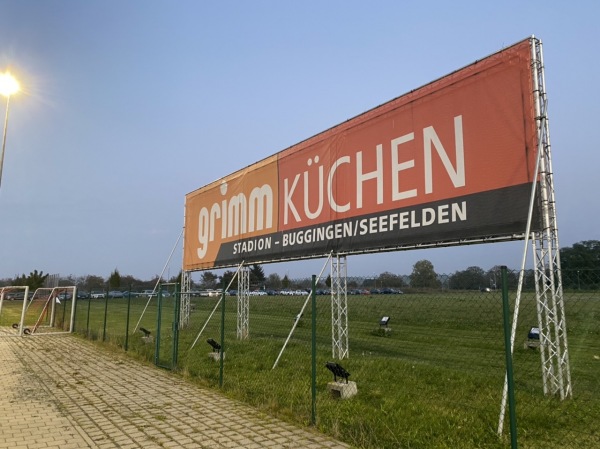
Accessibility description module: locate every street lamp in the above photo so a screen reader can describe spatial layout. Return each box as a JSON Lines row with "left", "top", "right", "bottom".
{"left": 0, "top": 71, "right": 20, "bottom": 190}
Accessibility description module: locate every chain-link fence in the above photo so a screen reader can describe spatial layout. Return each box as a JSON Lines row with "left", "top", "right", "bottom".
{"left": 64, "top": 269, "right": 598, "bottom": 449}
{"left": 72, "top": 284, "right": 179, "bottom": 364}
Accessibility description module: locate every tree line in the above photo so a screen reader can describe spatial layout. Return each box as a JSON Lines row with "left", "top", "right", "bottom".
{"left": 1, "top": 241, "right": 598, "bottom": 292}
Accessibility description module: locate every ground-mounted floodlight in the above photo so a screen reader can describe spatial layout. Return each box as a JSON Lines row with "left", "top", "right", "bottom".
{"left": 528, "top": 327, "right": 540, "bottom": 340}
{"left": 376, "top": 315, "right": 392, "bottom": 336}
{"left": 325, "top": 361, "right": 357, "bottom": 399}
{"left": 207, "top": 338, "right": 222, "bottom": 353}
{"left": 139, "top": 327, "right": 153, "bottom": 343}
{"left": 207, "top": 338, "right": 224, "bottom": 361}
{"left": 524, "top": 326, "right": 541, "bottom": 350}
{"left": 325, "top": 361, "right": 350, "bottom": 383}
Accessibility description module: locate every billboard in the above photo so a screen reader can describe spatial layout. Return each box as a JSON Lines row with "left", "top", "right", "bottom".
{"left": 184, "top": 38, "right": 540, "bottom": 271}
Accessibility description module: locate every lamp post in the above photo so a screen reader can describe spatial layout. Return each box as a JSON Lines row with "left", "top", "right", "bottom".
{"left": 0, "top": 71, "right": 20, "bottom": 190}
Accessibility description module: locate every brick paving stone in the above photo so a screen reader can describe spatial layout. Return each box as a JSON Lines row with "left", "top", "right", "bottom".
{"left": 0, "top": 332, "right": 351, "bottom": 448}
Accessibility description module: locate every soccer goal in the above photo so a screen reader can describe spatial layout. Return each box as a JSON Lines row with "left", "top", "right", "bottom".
{"left": 16, "top": 286, "right": 77, "bottom": 336}
{"left": 0, "top": 286, "right": 30, "bottom": 333}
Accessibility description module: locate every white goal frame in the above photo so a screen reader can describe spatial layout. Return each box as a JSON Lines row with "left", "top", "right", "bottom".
{"left": 17, "top": 286, "right": 77, "bottom": 336}
{"left": 0, "top": 286, "right": 30, "bottom": 334}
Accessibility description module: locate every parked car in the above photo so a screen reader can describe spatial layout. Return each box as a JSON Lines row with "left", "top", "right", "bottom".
{"left": 57, "top": 292, "right": 72, "bottom": 300}
{"left": 314, "top": 289, "right": 332, "bottom": 295}
{"left": 108, "top": 291, "right": 123, "bottom": 298}
{"left": 91, "top": 291, "right": 106, "bottom": 299}
{"left": 120, "top": 291, "right": 141, "bottom": 298}
{"left": 381, "top": 288, "right": 403, "bottom": 294}
{"left": 76, "top": 291, "right": 90, "bottom": 299}
{"left": 249, "top": 290, "right": 267, "bottom": 296}
{"left": 3, "top": 291, "right": 26, "bottom": 300}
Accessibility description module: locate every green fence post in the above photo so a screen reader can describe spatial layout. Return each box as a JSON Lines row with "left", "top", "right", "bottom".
{"left": 102, "top": 288, "right": 109, "bottom": 342}
{"left": 61, "top": 296, "right": 67, "bottom": 329}
{"left": 86, "top": 296, "right": 91, "bottom": 337}
{"left": 219, "top": 283, "right": 226, "bottom": 388}
{"left": 173, "top": 283, "right": 181, "bottom": 369}
{"left": 125, "top": 286, "right": 131, "bottom": 351}
{"left": 311, "top": 274, "right": 317, "bottom": 426}
{"left": 501, "top": 265, "right": 518, "bottom": 449}
{"left": 72, "top": 291, "right": 78, "bottom": 333}
{"left": 155, "top": 285, "right": 163, "bottom": 366}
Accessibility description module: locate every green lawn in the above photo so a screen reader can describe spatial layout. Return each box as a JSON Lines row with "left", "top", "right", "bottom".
{"left": 2, "top": 290, "right": 598, "bottom": 448}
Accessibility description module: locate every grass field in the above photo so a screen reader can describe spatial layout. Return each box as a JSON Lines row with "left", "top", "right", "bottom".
{"left": 1, "top": 289, "right": 598, "bottom": 448}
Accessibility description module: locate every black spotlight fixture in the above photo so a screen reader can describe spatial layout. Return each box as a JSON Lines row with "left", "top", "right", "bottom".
{"left": 524, "top": 326, "right": 541, "bottom": 350}
{"left": 207, "top": 338, "right": 222, "bottom": 353}
{"left": 528, "top": 327, "right": 540, "bottom": 341}
{"left": 325, "top": 361, "right": 350, "bottom": 384}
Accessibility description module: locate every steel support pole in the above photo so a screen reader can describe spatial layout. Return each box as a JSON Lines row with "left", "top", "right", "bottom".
{"left": 501, "top": 266, "right": 518, "bottom": 449}
{"left": 0, "top": 96, "right": 11, "bottom": 190}
{"left": 311, "top": 275, "right": 317, "bottom": 426}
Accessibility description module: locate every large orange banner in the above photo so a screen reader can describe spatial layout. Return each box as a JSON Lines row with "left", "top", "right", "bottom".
{"left": 184, "top": 38, "right": 539, "bottom": 271}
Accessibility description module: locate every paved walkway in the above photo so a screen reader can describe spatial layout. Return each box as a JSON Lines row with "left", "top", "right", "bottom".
{"left": 0, "top": 331, "right": 350, "bottom": 449}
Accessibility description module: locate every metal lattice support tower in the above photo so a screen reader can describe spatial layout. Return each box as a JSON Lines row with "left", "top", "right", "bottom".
{"left": 237, "top": 267, "right": 250, "bottom": 340}
{"left": 530, "top": 37, "right": 571, "bottom": 399}
{"left": 331, "top": 254, "right": 348, "bottom": 359}
{"left": 180, "top": 270, "right": 192, "bottom": 328}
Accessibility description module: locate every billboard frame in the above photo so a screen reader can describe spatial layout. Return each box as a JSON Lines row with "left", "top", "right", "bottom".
{"left": 179, "top": 37, "right": 571, "bottom": 423}
{"left": 497, "top": 36, "right": 570, "bottom": 436}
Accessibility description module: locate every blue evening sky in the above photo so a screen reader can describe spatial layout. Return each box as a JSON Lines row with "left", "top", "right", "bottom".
{"left": 0, "top": 1, "right": 597, "bottom": 281}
